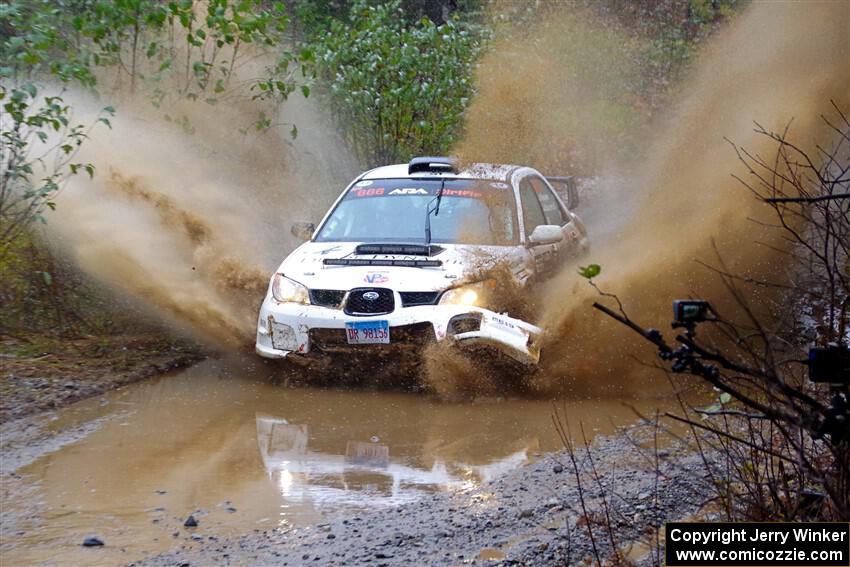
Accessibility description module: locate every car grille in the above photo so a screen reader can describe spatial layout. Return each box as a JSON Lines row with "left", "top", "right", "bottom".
{"left": 399, "top": 291, "right": 440, "bottom": 307}
{"left": 310, "top": 322, "right": 434, "bottom": 350}
{"left": 310, "top": 290, "right": 439, "bottom": 310}
{"left": 310, "top": 289, "right": 345, "bottom": 308}
{"left": 344, "top": 287, "right": 395, "bottom": 316}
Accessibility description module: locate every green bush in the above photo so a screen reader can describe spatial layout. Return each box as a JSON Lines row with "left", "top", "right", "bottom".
{"left": 309, "top": 0, "right": 485, "bottom": 166}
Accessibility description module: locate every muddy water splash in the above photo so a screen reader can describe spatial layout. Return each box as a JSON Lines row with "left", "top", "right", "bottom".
{"left": 447, "top": 1, "right": 849, "bottom": 395}
{"left": 49, "top": 80, "right": 355, "bottom": 347}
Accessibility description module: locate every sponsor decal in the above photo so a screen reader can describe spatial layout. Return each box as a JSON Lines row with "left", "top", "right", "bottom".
{"left": 490, "top": 182, "right": 509, "bottom": 189}
{"left": 441, "top": 188, "right": 483, "bottom": 198}
{"left": 355, "top": 180, "right": 373, "bottom": 187}
{"left": 348, "top": 184, "right": 488, "bottom": 199}
{"left": 364, "top": 272, "right": 389, "bottom": 284}
{"left": 353, "top": 187, "right": 385, "bottom": 197}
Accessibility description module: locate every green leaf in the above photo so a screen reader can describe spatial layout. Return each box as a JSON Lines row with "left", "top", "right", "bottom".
{"left": 40, "top": 271, "right": 53, "bottom": 286}
{"left": 578, "top": 264, "right": 601, "bottom": 279}
{"left": 719, "top": 392, "right": 732, "bottom": 405}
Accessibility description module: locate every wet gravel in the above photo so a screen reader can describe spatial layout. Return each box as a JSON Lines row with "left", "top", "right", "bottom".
{"left": 0, "top": 335, "right": 203, "bottom": 423}
{"left": 135, "top": 426, "right": 713, "bottom": 566}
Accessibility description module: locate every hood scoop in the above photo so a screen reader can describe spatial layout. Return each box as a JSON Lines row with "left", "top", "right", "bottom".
{"left": 354, "top": 243, "right": 444, "bottom": 256}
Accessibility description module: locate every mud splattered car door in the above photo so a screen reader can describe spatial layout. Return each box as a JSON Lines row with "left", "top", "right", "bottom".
{"left": 528, "top": 175, "right": 579, "bottom": 265}
{"left": 518, "top": 176, "right": 560, "bottom": 281}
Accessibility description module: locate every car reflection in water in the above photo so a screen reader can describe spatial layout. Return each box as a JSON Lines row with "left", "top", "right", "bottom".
{"left": 256, "top": 414, "right": 532, "bottom": 512}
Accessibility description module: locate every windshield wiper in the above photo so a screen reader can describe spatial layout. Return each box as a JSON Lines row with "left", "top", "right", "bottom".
{"left": 424, "top": 177, "right": 446, "bottom": 245}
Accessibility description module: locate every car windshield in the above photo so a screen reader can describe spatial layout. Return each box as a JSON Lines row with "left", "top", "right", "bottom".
{"left": 314, "top": 178, "right": 518, "bottom": 246}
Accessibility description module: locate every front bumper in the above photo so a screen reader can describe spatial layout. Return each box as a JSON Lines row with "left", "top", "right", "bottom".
{"left": 255, "top": 295, "right": 542, "bottom": 366}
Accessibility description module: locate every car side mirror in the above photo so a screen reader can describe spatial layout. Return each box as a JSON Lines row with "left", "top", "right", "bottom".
{"left": 291, "top": 222, "right": 315, "bottom": 241}
{"left": 528, "top": 224, "right": 564, "bottom": 246}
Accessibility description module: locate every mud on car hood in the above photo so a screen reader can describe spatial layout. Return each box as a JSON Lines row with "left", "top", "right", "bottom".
{"left": 271, "top": 241, "right": 542, "bottom": 365}
{"left": 278, "top": 241, "right": 519, "bottom": 292}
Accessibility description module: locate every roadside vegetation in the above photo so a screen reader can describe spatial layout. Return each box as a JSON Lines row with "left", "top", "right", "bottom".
{"left": 574, "top": 108, "right": 849, "bottom": 564}
{"left": 306, "top": 0, "right": 483, "bottom": 166}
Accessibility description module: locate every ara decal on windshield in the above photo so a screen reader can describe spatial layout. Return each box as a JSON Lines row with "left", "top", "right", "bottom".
{"left": 389, "top": 188, "right": 429, "bottom": 195}
{"left": 490, "top": 182, "right": 509, "bottom": 189}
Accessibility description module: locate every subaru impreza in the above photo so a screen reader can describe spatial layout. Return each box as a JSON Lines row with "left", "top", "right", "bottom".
{"left": 256, "top": 157, "right": 588, "bottom": 370}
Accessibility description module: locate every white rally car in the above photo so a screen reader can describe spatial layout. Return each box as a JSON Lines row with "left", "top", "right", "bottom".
{"left": 256, "top": 157, "right": 588, "bottom": 368}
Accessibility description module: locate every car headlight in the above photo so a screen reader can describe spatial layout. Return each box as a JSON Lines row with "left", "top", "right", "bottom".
{"left": 271, "top": 274, "right": 309, "bottom": 305}
{"left": 439, "top": 280, "right": 495, "bottom": 307}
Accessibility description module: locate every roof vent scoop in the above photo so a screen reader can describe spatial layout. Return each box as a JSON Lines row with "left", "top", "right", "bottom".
{"left": 408, "top": 156, "right": 457, "bottom": 175}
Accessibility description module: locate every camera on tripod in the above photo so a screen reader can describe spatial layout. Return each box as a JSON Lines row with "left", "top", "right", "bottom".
{"left": 672, "top": 300, "right": 712, "bottom": 326}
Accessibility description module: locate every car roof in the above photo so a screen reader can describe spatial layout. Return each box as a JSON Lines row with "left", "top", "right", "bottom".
{"left": 359, "top": 162, "right": 522, "bottom": 182}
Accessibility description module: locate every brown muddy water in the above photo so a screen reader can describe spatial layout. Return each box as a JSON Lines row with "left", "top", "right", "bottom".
{"left": 1, "top": 358, "right": 682, "bottom": 566}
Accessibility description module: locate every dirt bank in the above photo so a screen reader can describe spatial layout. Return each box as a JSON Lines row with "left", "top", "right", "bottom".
{"left": 0, "top": 334, "right": 204, "bottom": 423}
{"left": 134, "top": 425, "right": 711, "bottom": 566}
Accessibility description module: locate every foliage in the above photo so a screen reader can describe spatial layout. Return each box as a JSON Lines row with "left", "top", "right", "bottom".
{"left": 290, "top": 0, "right": 484, "bottom": 37}
{"left": 577, "top": 264, "right": 601, "bottom": 279}
{"left": 602, "top": 0, "right": 741, "bottom": 97}
{"left": 83, "top": 0, "right": 304, "bottom": 109}
{"left": 0, "top": 229, "right": 108, "bottom": 335}
{"left": 0, "top": 0, "right": 117, "bottom": 249}
{"left": 0, "top": 0, "right": 311, "bottom": 267}
{"left": 0, "top": 82, "right": 113, "bottom": 249}
{"left": 2, "top": 0, "right": 311, "bottom": 127}
{"left": 308, "top": 0, "right": 485, "bottom": 166}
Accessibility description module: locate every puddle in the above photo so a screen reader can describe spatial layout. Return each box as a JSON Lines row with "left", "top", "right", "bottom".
{"left": 478, "top": 547, "right": 507, "bottom": 561}
{"left": 1, "top": 358, "right": 678, "bottom": 566}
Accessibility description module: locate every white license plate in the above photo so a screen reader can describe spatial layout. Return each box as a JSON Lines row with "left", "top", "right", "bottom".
{"left": 345, "top": 320, "right": 390, "bottom": 344}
